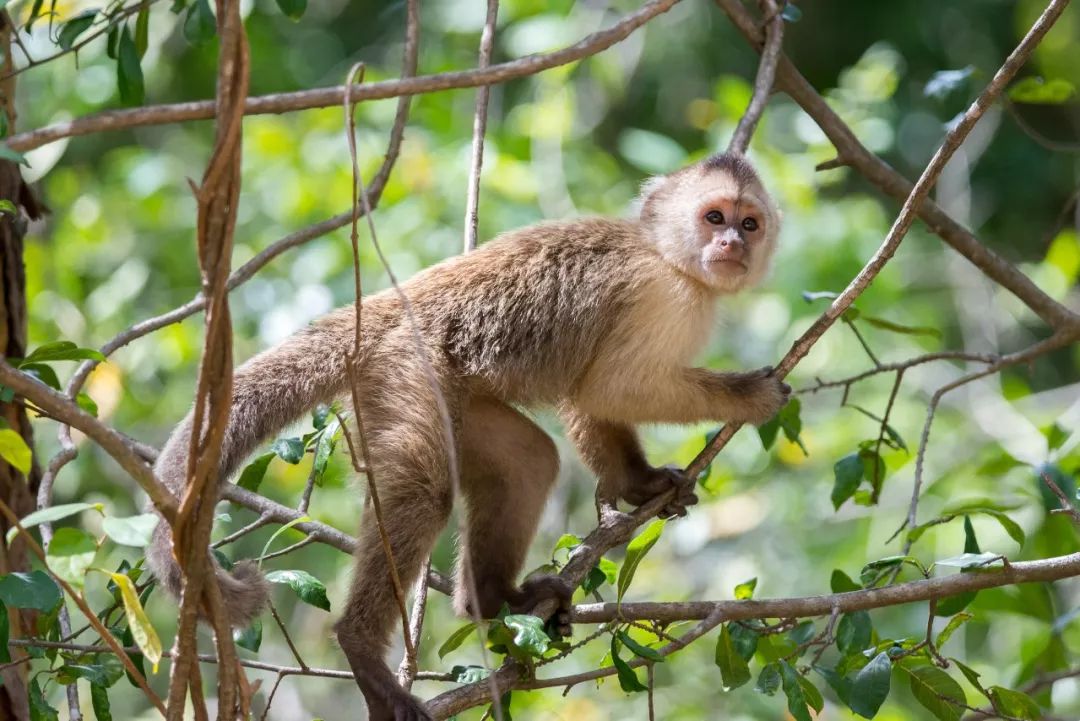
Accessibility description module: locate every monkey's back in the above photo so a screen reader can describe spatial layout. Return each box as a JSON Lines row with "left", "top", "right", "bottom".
{"left": 403, "top": 218, "right": 658, "bottom": 403}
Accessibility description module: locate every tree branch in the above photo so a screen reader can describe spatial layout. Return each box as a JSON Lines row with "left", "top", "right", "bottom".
{"left": 5, "top": 0, "right": 681, "bottom": 153}
{"left": 727, "top": 0, "right": 783, "bottom": 155}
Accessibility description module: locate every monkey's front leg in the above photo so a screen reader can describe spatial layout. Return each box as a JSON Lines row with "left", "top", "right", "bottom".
{"left": 561, "top": 409, "right": 698, "bottom": 520}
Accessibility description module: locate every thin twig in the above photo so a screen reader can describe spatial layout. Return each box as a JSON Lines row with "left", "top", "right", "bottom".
{"left": 398, "top": 557, "right": 432, "bottom": 690}
{"left": 727, "top": 0, "right": 783, "bottom": 154}
{"left": 463, "top": 0, "right": 500, "bottom": 253}
{"left": 7, "top": 0, "right": 681, "bottom": 153}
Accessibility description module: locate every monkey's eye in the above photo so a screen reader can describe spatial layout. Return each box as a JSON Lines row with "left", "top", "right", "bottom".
{"left": 705, "top": 210, "right": 725, "bottom": 225}
{"left": 741, "top": 217, "right": 759, "bottom": 232}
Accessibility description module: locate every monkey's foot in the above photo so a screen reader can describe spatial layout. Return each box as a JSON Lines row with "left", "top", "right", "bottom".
{"left": 623, "top": 465, "right": 699, "bottom": 519}
{"left": 513, "top": 576, "right": 573, "bottom": 638}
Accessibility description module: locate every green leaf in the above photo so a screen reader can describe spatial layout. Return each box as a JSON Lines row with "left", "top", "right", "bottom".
{"left": 715, "top": 624, "right": 751, "bottom": 689}
{"left": 0, "top": 142, "right": 30, "bottom": 166}
{"left": 265, "top": 569, "right": 331, "bottom": 611}
{"left": 7, "top": 502, "right": 102, "bottom": 544}
{"left": 237, "top": 453, "right": 274, "bottom": 492}
{"left": 0, "top": 428, "right": 32, "bottom": 475}
{"left": 617, "top": 518, "right": 665, "bottom": 601}
{"left": 101, "top": 514, "right": 158, "bottom": 547}
{"left": 860, "top": 555, "right": 922, "bottom": 587}
{"left": 553, "top": 533, "right": 581, "bottom": 554}
{"left": 779, "top": 661, "right": 813, "bottom": 721}
{"left": 90, "top": 683, "right": 113, "bottom": 721}
{"left": 22, "top": 341, "right": 105, "bottom": 364}
{"left": 832, "top": 453, "right": 864, "bottom": 510}
{"left": 618, "top": 629, "right": 663, "bottom": 662}
{"left": 581, "top": 565, "right": 607, "bottom": 594}
{"left": 272, "top": 437, "right": 305, "bottom": 464}
{"left": 924, "top": 66, "right": 976, "bottom": 100}
{"left": 108, "top": 572, "right": 162, "bottom": 673}
{"left": 275, "top": 0, "right": 306, "bottom": 20}
{"left": 757, "top": 416, "right": 780, "bottom": 450}
{"left": 57, "top": 663, "right": 111, "bottom": 686}
{"left": 935, "top": 612, "right": 972, "bottom": 649}
{"left": 777, "top": 399, "right": 807, "bottom": 454}
{"left": 438, "top": 623, "right": 477, "bottom": 659}
{"left": 816, "top": 665, "right": 854, "bottom": 705}
{"left": 46, "top": 528, "right": 98, "bottom": 588}
{"left": 862, "top": 315, "right": 942, "bottom": 339}
{"left": 233, "top": 618, "right": 262, "bottom": 652}
{"left": 904, "top": 663, "right": 965, "bottom": 721}
{"left": 312, "top": 404, "right": 331, "bottom": 430}
{"left": 29, "top": 677, "right": 59, "bottom": 721}
{"left": 837, "top": 611, "right": 872, "bottom": 654}
{"left": 311, "top": 419, "right": 340, "bottom": 483}
{"left": 734, "top": 577, "right": 757, "bottom": 600}
{"left": 789, "top": 620, "right": 815, "bottom": 647}
{"left": 77, "top": 392, "right": 99, "bottom": 417}
{"left": 95, "top": 652, "right": 125, "bottom": 687}
{"left": 728, "top": 622, "right": 759, "bottom": 661}
{"left": 1009, "top": 77, "right": 1076, "bottom": 104}
{"left": 861, "top": 449, "right": 887, "bottom": 492}
{"left": 450, "top": 665, "right": 490, "bottom": 684}
{"left": 610, "top": 635, "right": 647, "bottom": 692}
{"left": 800, "top": 675, "right": 825, "bottom": 713}
{"left": 135, "top": 2, "right": 150, "bottom": 58}
{"left": 116, "top": 26, "right": 144, "bottom": 106}
{"left": 0, "top": 199, "right": 14, "bottom": 215}
{"left": 503, "top": 614, "right": 550, "bottom": 657}
{"left": 756, "top": 662, "right": 781, "bottom": 695}
{"left": 57, "top": 10, "right": 97, "bottom": 51}
{"left": 183, "top": 0, "right": 216, "bottom": 45}
{"left": 987, "top": 686, "right": 1041, "bottom": 720}
{"left": 935, "top": 552, "right": 1003, "bottom": 569}
{"left": 850, "top": 651, "right": 892, "bottom": 718}
{"left": 982, "top": 510, "right": 1025, "bottom": 547}
{"left": 831, "top": 569, "right": 861, "bottom": 593}
{"left": 0, "top": 570, "right": 62, "bottom": 610}
{"left": 258, "top": 515, "right": 311, "bottom": 562}
{"left": 18, "top": 362, "right": 61, "bottom": 390}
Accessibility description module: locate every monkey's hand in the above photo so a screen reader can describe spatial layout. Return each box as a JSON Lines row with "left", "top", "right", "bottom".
{"left": 623, "top": 464, "right": 699, "bottom": 519}
{"left": 724, "top": 365, "right": 791, "bottom": 426}
{"left": 511, "top": 576, "right": 574, "bottom": 638}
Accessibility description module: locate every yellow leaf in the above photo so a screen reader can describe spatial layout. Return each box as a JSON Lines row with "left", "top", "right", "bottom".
{"left": 0, "top": 429, "right": 31, "bottom": 475}
{"left": 108, "top": 572, "right": 162, "bottom": 673}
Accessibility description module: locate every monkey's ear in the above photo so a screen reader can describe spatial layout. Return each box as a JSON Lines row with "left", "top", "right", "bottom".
{"left": 632, "top": 175, "right": 668, "bottom": 218}
{"left": 638, "top": 175, "right": 667, "bottom": 201}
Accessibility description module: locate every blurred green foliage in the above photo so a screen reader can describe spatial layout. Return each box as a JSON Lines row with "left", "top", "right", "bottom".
{"left": 5, "top": 0, "right": 1080, "bottom": 718}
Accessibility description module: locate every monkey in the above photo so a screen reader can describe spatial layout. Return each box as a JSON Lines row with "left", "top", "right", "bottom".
{"left": 146, "top": 152, "right": 788, "bottom": 721}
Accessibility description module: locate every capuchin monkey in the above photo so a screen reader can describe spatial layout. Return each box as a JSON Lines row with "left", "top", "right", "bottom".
{"left": 147, "top": 152, "right": 787, "bottom": 720}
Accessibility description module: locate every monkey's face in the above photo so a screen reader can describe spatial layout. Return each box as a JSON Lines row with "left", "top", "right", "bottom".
{"left": 641, "top": 156, "right": 779, "bottom": 294}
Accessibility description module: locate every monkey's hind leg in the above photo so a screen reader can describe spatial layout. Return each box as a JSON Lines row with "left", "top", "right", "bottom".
{"left": 454, "top": 397, "right": 572, "bottom": 637}
{"left": 334, "top": 360, "right": 458, "bottom": 721}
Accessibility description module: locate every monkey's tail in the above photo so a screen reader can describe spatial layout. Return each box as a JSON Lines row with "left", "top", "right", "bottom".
{"left": 146, "top": 304, "right": 377, "bottom": 627}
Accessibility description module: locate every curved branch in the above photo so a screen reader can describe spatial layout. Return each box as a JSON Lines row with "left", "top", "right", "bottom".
{"left": 0, "top": 361, "right": 176, "bottom": 519}
{"left": 6, "top": 0, "right": 681, "bottom": 153}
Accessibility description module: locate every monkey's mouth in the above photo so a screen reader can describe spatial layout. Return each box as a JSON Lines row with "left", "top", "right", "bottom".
{"left": 704, "top": 257, "right": 748, "bottom": 273}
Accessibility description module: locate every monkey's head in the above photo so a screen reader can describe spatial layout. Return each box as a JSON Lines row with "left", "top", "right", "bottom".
{"left": 639, "top": 153, "right": 780, "bottom": 293}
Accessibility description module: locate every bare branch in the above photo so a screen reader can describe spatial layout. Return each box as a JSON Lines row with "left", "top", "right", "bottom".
{"left": 6, "top": 0, "right": 681, "bottom": 153}
{"left": 727, "top": 0, "right": 783, "bottom": 155}
{"left": 463, "top": 0, "right": 500, "bottom": 253}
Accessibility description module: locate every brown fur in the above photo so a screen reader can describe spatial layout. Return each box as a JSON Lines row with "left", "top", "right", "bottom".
{"left": 146, "top": 154, "right": 785, "bottom": 721}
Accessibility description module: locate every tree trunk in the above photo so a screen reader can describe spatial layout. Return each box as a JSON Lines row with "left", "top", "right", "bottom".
{"left": 0, "top": 13, "right": 45, "bottom": 720}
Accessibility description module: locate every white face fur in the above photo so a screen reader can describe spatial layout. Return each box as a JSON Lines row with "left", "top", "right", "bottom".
{"left": 639, "top": 155, "right": 780, "bottom": 294}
